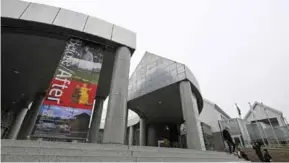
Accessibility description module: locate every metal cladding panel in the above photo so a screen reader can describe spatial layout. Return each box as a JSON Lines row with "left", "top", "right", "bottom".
{"left": 2, "top": 0, "right": 136, "bottom": 51}
{"left": 185, "top": 66, "right": 200, "bottom": 91}
{"left": 112, "top": 25, "right": 136, "bottom": 49}
{"left": 84, "top": 16, "right": 114, "bottom": 40}
{"left": 53, "top": 8, "right": 87, "bottom": 31}
{"left": 128, "top": 52, "right": 188, "bottom": 101}
{"left": 20, "top": 3, "right": 59, "bottom": 24}
{"left": 1, "top": 0, "right": 30, "bottom": 19}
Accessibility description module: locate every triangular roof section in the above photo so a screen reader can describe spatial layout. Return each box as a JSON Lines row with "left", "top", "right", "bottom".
{"left": 243, "top": 101, "right": 282, "bottom": 120}
{"left": 129, "top": 52, "right": 184, "bottom": 81}
{"left": 128, "top": 52, "right": 187, "bottom": 100}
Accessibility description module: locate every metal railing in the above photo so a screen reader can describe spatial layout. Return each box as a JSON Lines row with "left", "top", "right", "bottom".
{"left": 246, "top": 123, "right": 289, "bottom": 147}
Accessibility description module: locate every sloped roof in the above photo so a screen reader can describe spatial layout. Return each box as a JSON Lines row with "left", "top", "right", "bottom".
{"left": 243, "top": 101, "right": 282, "bottom": 120}
{"left": 203, "top": 99, "right": 231, "bottom": 119}
{"left": 214, "top": 104, "right": 231, "bottom": 119}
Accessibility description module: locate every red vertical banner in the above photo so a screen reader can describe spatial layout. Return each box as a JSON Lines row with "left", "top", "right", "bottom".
{"left": 32, "top": 38, "right": 104, "bottom": 140}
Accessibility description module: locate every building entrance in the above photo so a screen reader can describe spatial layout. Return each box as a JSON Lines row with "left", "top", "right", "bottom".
{"left": 147, "top": 123, "right": 180, "bottom": 148}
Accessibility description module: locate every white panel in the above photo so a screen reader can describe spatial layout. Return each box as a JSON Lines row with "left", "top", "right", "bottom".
{"left": 21, "top": 3, "right": 59, "bottom": 24}
{"left": 84, "top": 16, "right": 113, "bottom": 40}
{"left": 199, "top": 100, "right": 221, "bottom": 132}
{"left": 1, "top": 0, "right": 30, "bottom": 19}
{"left": 53, "top": 8, "right": 87, "bottom": 31}
{"left": 112, "top": 25, "right": 136, "bottom": 49}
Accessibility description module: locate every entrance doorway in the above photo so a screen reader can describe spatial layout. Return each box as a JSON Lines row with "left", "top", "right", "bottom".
{"left": 156, "top": 124, "right": 179, "bottom": 148}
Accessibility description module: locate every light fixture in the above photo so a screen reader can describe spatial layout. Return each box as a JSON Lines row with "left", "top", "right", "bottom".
{"left": 158, "top": 101, "right": 162, "bottom": 104}
{"left": 13, "top": 70, "right": 20, "bottom": 74}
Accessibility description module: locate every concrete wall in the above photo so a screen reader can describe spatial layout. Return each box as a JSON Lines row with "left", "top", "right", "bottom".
{"left": 211, "top": 132, "right": 225, "bottom": 151}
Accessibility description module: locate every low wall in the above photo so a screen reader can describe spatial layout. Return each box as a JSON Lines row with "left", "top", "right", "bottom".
{"left": 211, "top": 132, "right": 225, "bottom": 151}
{"left": 242, "top": 147, "right": 289, "bottom": 162}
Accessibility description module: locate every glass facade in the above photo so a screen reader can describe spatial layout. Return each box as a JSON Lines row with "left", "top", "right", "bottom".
{"left": 128, "top": 52, "right": 200, "bottom": 101}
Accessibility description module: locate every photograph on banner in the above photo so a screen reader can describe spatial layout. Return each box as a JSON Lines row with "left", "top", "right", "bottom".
{"left": 32, "top": 38, "right": 104, "bottom": 139}
{"left": 60, "top": 38, "right": 103, "bottom": 84}
{"left": 33, "top": 105, "right": 92, "bottom": 139}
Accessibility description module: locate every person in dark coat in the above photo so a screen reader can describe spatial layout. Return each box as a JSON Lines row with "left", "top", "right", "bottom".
{"left": 263, "top": 149, "right": 272, "bottom": 162}
{"left": 253, "top": 142, "right": 264, "bottom": 162}
{"left": 222, "top": 127, "right": 236, "bottom": 154}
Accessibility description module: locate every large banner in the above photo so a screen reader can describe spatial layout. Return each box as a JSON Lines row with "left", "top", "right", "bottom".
{"left": 32, "top": 38, "right": 103, "bottom": 140}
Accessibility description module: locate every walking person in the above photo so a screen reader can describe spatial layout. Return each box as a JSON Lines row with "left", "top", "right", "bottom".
{"left": 222, "top": 127, "right": 236, "bottom": 154}
{"left": 253, "top": 141, "right": 264, "bottom": 162}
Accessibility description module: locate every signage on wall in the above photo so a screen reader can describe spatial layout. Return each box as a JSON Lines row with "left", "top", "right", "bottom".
{"left": 32, "top": 38, "right": 104, "bottom": 140}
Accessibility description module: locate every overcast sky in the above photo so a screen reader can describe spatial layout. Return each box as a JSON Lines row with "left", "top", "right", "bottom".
{"left": 25, "top": 0, "right": 289, "bottom": 120}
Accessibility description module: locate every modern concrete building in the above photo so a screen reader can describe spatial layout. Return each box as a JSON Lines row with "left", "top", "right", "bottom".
{"left": 1, "top": 0, "right": 136, "bottom": 145}
{"left": 94, "top": 53, "right": 235, "bottom": 151}
{"left": 125, "top": 52, "right": 206, "bottom": 150}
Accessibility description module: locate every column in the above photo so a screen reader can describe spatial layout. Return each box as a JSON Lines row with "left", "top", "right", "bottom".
{"left": 88, "top": 98, "right": 104, "bottom": 143}
{"left": 147, "top": 125, "right": 157, "bottom": 146}
{"left": 179, "top": 81, "right": 205, "bottom": 150}
{"left": 102, "top": 46, "right": 131, "bottom": 144}
{"left": 128, "top": 126, "right": 134, "bottom": 145}
{"left": 6, "top": 103, "right": 30, "bottom": 139}
{"left": 17, "top": 92, "right": 45, "bottom": 140}
{"left": 139, "top": 118, "right": 146, "bottom": 146}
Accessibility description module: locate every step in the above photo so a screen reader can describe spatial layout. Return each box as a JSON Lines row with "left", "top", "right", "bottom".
{"left": 2, "top": 140, "right": 232, "bottom": 156}
{"left": 2, "top": 145, "right": 236, "bottom": 160}
{"left": 1, "top": 140, "right": 242, "bottom": 162}
{"left": 2, "top": 154, "right": 240, "bottom": 162}
{"left": 131, "top": 151, "right": 238, "bottom": 159}
{"left": 1, "top": 154, "right": 135, "bottom": 162}
{"left": 129, "top": 146, "right": 234, "bottom": 157}
{"left": 2, "top": 146, "right": 131, "bottom": 157}
{"left": 1, "top": 139, "right": 128, "bottom": 151}
{"left": 136, "top": 156, "right": 240, "bottom": 162}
